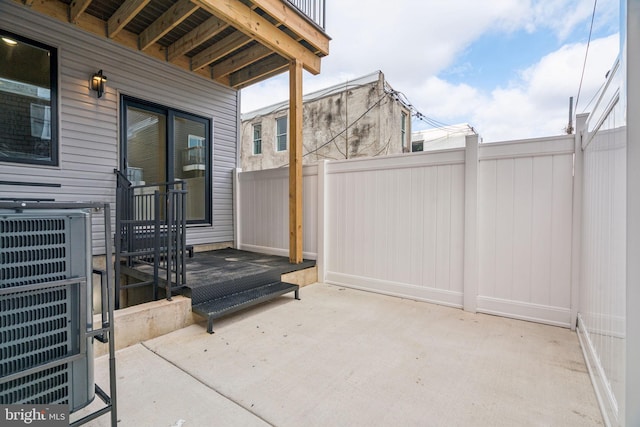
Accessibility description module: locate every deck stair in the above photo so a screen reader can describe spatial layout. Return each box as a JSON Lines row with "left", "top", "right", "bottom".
{"left": 184, "top": 249, "right": 312, "bottom": 333}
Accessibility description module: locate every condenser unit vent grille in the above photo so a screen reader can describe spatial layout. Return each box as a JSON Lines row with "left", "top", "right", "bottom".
{"left": 0, "top": 364, "right": 69, "bottom": 405}
{"left": 0, "top": 217, "right": 68, "bottom": 289}
{"left": 0, "top": 286, "right": 72, "bottom": 378}
{"left": 0, "top": 210, "right": 92, "bottom": 411}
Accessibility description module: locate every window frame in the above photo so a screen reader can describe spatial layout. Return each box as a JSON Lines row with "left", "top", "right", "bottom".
{"left": 275, "top": 116, "right": 288, "bottom": 152}
{"left": 120, "top": 96, "right": 213, "bottom": 225}
{"left": 252, "top": 122, "right": 262, "bottom": 155}
{"left": 0, "top": 29, "right": 59, "bottom": 166}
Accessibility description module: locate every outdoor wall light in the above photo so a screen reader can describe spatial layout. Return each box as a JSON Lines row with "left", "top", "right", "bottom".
{"left": 90, "top": 70, "right": 107, "bottom": 98}
{"left": 2, "top": 37, "right": 17, "bottom": 46}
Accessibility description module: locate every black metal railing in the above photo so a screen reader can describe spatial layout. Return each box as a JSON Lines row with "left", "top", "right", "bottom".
{"left": 285, "top": 0, "right": 325, "bottom": 30}
{"left": 114, "top": 170, "right": 187, "bottom": 307}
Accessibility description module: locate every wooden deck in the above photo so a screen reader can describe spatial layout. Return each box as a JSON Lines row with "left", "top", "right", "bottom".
{"left": 120, "top": 248, "right": 315, "bottom": 331}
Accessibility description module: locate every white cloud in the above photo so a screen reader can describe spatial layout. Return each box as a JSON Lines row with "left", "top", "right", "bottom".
{"left": 413, "top": 34, "right": 619, "bottom": 142}
{"left": 319, "top": 0, "right": 617, "bottom": 86}
{"left": 241, "top": 1, "right": 620, "bottom": 142}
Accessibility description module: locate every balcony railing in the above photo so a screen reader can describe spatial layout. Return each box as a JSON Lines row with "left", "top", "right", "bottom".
{"left": 182, "top": 145, "right": 206, "bottom": 172}
{"left": 286, "top": 0, "right": 326, "bottom": 30}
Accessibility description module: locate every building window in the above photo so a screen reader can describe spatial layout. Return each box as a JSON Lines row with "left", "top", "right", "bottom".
{"left": 121, "top": 96, "right": 212, "bottom": 224}
{"left": 412, "top": 140, "right": 424, "bottom": 152}
{"left": 275, "top": 116, "right": 287, "bottom": 152}
{"left": 253, "top": 123, "right": 262, "bottom": 155}
{"left": 401, "top": 111, "right": 407, "bottom": 149}
{"left": 0, "top": 30, "right": 58, "bottom": 166}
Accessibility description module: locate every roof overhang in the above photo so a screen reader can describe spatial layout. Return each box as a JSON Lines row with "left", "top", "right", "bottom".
{"left": 14, "top": 0, "right": 330, "bottom": 89}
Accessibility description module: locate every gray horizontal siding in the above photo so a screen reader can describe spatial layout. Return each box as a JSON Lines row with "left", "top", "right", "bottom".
{"left": 0, "top": 1, "right": 238, "bottom": 253}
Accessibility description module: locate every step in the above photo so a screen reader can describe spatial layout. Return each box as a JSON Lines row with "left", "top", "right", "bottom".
{"left": 192, "top": 281, "right": 300, "bottom": 333}
{"left": 186, "top": 270, "right": 282, "bottom": 305}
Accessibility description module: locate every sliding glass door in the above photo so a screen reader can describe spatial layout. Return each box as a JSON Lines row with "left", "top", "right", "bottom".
{"left": 121, "top": 97, "right": 211, "bottom": 223}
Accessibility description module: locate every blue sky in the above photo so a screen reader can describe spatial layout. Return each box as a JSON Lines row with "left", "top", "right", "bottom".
{"left": 241, "top": 0, "right": 620, "bottom": 142}
{"left": 443, "top": 30, "right": 562, "bottom": 88}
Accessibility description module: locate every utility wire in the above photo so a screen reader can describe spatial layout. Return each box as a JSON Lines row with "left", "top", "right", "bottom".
{"left": 279, "top": 92, "right": 391, "bottom": 167}
{"left": 277, "top": 78, "right": 458, "bottom": 167}
{"left": 575, "top": 0, "right": 598, "bottom": 112}
{"left": 386, "top": 85, "right": 459, "bottom": 131}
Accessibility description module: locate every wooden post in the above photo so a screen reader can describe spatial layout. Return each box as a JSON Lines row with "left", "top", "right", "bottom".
{"left": 289, "top": 59, "right": 303, "bottom": 263}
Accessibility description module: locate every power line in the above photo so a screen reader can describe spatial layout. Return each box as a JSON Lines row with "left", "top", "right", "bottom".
{"left": 385, "top": 85, "right": 463, "bottom": 132}
{"left": 303, "top": 94, "right": 390, "bottom": 158}
{"left": 279, "top": 92, "right": 392, "bottom": 167}
{"left": 575, "top": 0, "right": 598, "bottom": 112}
{"left": 278, "top": 77, "right": 460, "bottom": 167}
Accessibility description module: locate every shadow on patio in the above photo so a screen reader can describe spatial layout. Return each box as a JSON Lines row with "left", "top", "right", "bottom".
{"left": 81, "top": 283, "right": 602, "bottom": 426}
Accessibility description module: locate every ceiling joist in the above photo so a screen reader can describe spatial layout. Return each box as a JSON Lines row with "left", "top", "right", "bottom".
{"left": 191, "top": 31, "right": 252, "bottom": 71}
{"left": 139, "top": 0, "right": 199, "bottom": 51}
{"left": 192, "top": 0, "right": 321, "bottom": 74}
{"left": 167, "top": 15, "right": 229, "bottom": 62}
{"left": 108, "top": 0, "right": 150, "bottom": 38}
{"left": 69, "top": 0, "right": 92, "bottom": 22}
{"left": 14, "top": 0, "right": 329, "bottom": 89}
{"left": 212, "top": 43, "right": 272, "bottom": 81}
{"left": 230, "top": 54, "right": 289, "bottom": 88}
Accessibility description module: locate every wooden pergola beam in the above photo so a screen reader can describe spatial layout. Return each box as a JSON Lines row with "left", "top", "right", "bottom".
{"left": 166, "top": 15, "right": 228, "bottom": 62}
{"left": 192, "top": 0, "right": 321, "bottom": 74}
{"left": 139, "top": 0, "right": 198, "bottom": 51}
{"left": 191, "top": 31, "right": 251, "bottom": 71}
{"left": 250, "top": 0, "right": 329, "bottom": 56}
{"left": 289, "top": 59, "right": 303, "bottom": 263}
{"left": 108, "top": 0, "right": 150, "bottom": 38}
{"left": 69, "top": 0, "right": 92, "bottom": 23}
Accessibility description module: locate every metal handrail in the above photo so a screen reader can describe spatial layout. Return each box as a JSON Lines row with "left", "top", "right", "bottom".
{"left": 114, "top": 170, "right": 188, "bottom": 306}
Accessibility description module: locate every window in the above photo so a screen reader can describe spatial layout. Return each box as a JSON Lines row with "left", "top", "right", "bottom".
{"left": 252, "top": 123, "right": 262, "bottom": 155}
{"left": 412, "top": 140, "right": 424, "bottom": 152}
{"left": 121, "top": 97, "right": 212, "bottom": 224}
{"left": 401, "top": 111, "right": 407, "bottom": 149}
{"left": 0, "top": 30, "right": 58, "bottom": 165}
{"left": 275, "top": 116, "right": 287, "bottom": 152}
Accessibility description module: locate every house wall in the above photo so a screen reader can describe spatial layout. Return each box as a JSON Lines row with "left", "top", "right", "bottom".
{"left": 625, "top": 1, "right": 640, "bottom": 423}
{"left": 240, "top": 72, "right": 410, "bottom": 171}
{"left": 0, "top": 1, "right": 238, "bottom": 254}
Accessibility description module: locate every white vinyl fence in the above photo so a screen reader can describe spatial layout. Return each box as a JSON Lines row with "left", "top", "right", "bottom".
{"left": 576, "top": 59, "right": 628, "bottom": 426}
{"left": 324, "top": 150, "right": 467, "bottom": 307}
{"left": 477, "top": 138, "right": 575, "bottom": 326}
{"left": 237, "top": 133, "right": 576, "bottom": 327}
{"left": 236, "top": 17, "right": 640, "bottom": 421}
{"left": 236, "top": 165, "right": 319, "bottom": 259}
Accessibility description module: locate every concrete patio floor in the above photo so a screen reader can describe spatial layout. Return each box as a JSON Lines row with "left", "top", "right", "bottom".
{"left": 81, "top": 283, "right": 603, "bottom": 426}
